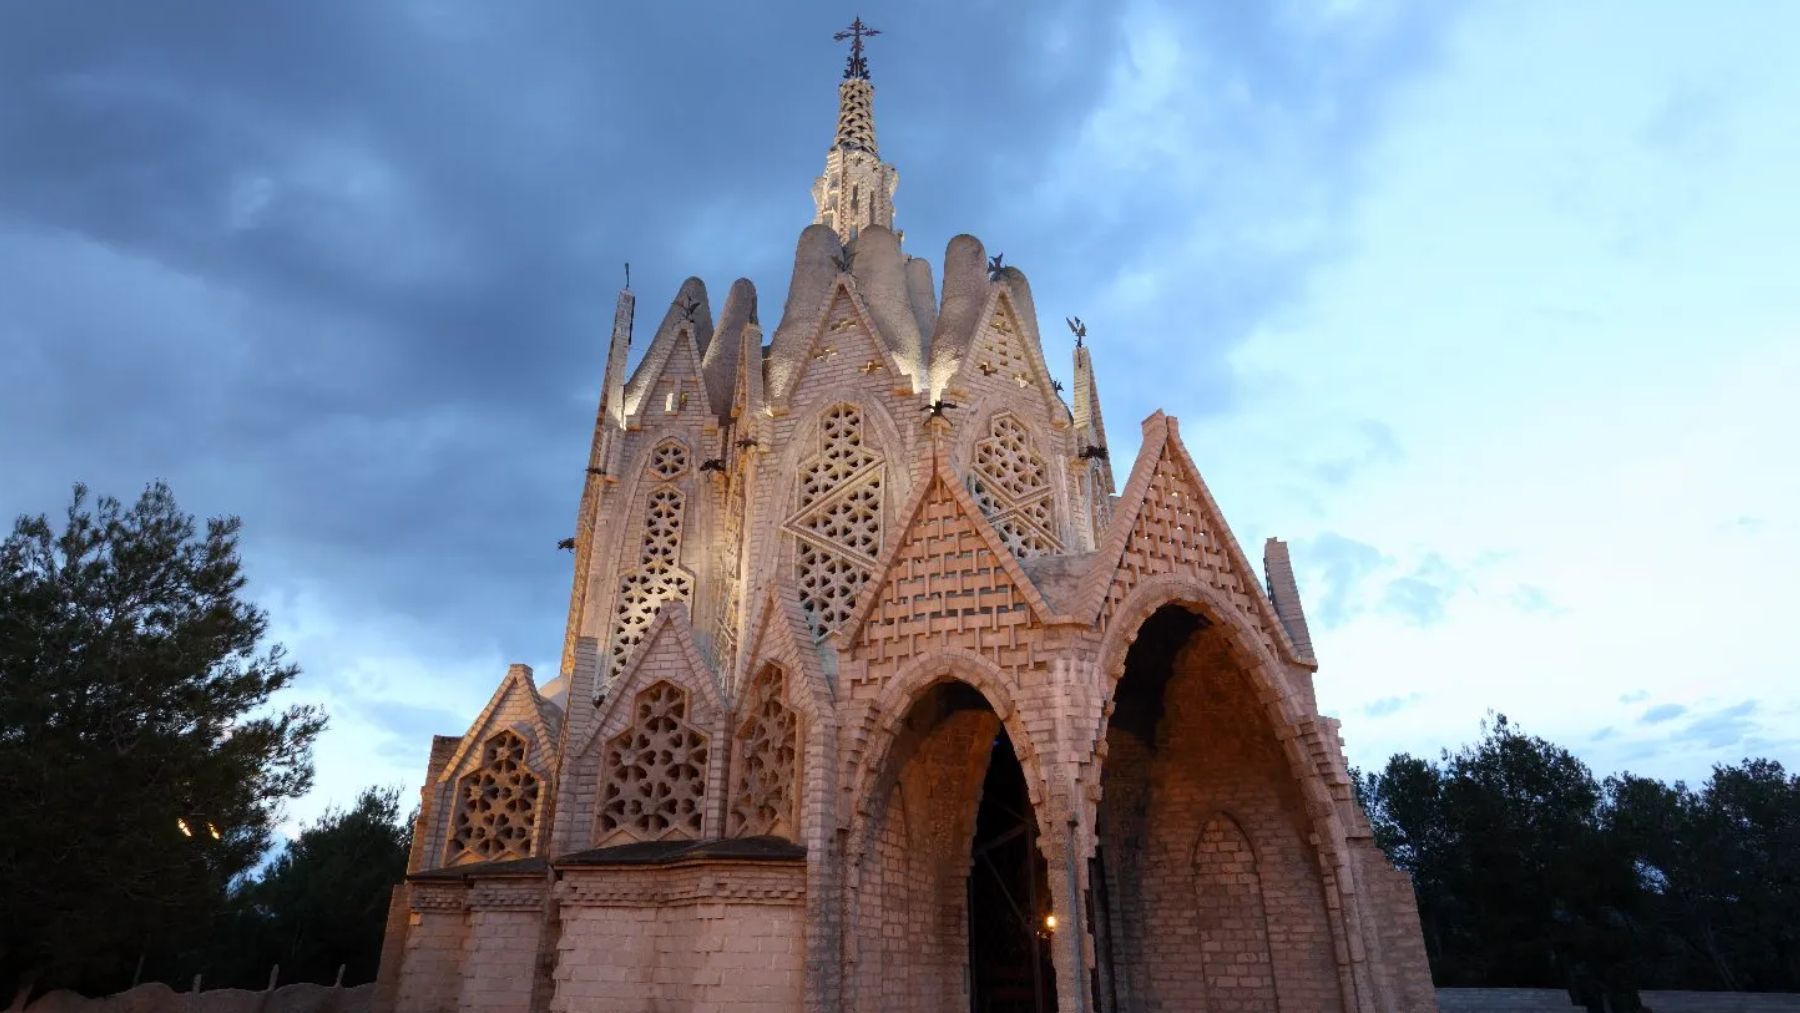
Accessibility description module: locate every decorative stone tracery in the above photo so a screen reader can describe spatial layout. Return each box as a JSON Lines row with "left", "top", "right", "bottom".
{"left": 729, "top": 665, "right": 799, "bottom": 839}
{"left": 607, "top": 484, "right": 694, "bottom": 683}
{"left": 968, "top": 412, "right": 1060, "bottom": 558}
{"left": 446, "top": 730, "right": 541, "bottom": 865}
{"left": 783, "top": 405, "right": 885, "bottom": 635}
{"left": 597, "top": 681, "right": 710, "bottom": 844}
{"left": 649, "top": 439, "right": 689, "bottom": 479}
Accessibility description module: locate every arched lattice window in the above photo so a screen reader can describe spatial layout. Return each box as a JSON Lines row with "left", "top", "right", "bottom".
{"left": 597, "top": 681, "right": 710, "bottom": 843}
{"left": 729, "top": 666, "right": 799, "bottom": 839}
{"left": 607, "top": 484, "right": 693, "bottom": 682}
{"left": 782, "top": 405, "right": 884, "bottom": 635}
{"left": 968, "top": 413, "right": 1060, "bottom": 558}
{"left": 445, "top": 730, "right": 541, "bottom": 865}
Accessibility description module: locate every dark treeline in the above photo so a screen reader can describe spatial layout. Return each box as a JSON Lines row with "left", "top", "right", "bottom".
{"left": 1357, "top": 714, "right": 1800, "bottom": 1009}
{"left": 0, "top": 483, "right": 408, "bottom": 1001}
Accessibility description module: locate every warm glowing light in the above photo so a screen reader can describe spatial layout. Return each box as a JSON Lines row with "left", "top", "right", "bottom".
{"left": 177, "top": 818, "right": 192, "bottom": 837}
{"left": 1044, "top": 914, "right": 1057, "bottom": 931}
{"left": 207, "top": 822, "right": 221, "bottom": 840}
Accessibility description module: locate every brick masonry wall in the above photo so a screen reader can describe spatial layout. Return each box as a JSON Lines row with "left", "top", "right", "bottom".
{"left": 551, "top": 860, "right": 806, "bottom": 1013}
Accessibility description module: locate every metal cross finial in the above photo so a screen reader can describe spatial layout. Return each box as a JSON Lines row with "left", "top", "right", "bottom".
{"left": 834, "top": 17, "right": 881, "bottom": 80}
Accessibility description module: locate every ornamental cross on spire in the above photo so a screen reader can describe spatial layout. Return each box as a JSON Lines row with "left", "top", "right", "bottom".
{"left": 834, "top": 17, "right": 880, "bottom": 80}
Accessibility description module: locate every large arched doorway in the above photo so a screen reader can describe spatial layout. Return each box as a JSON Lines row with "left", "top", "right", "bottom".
{"left": 968, "top": 726, "right": 1058, "bottom": 1013}
{"left": 848, "top": 678, "right": 1056, "bottom": 1012}
{"left": 1092, "top": 603, "right": 1344, "bottom": 1012}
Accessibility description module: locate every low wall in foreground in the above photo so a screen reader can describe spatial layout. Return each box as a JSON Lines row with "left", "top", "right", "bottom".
{"left": 22, "top": 982, "right": 372, "bottom": 1013}
{"left": 1439, "top": 988, "right": 1800, "bottom": 1012}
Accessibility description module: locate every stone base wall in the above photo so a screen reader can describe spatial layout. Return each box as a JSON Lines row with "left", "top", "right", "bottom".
{"left": 1439, "top": 990, "right": 1800, "bottom": 1012}
{"left": 550, "top": 859, "right": 806, "bottom": 1013}
{"left": 23, "top": 982, "right": 372, "bottom": 1013}
{"left": 389, "top": 878, "right": 546, "bottom": 1013}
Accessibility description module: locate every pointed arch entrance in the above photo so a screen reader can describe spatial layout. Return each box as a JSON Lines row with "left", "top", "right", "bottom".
{"left": 847, "top": 674, "right": 1058, "bottom": 1012}
{"left": 1091, "top": 602, "right": 1346, "bottom": 1012}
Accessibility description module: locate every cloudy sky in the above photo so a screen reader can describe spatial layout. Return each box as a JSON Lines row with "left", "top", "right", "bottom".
{"left": 3, "top": 1, "right": 1796, "bottom": 831}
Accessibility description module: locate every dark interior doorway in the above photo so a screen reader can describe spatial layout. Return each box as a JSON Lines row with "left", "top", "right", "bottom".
{"left": 968, "top": 728, "right": 1058, "bottom": 1013}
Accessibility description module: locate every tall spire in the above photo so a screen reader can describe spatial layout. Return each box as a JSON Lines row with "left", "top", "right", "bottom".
{"left": 812, "top": 18, "right": 898, "bottom": 245}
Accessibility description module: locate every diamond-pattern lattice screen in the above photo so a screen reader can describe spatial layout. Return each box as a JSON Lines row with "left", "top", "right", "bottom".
{"left": 607, "top": 484, "right": 693, "bottom": 683}
{"left": 729, "top": 666, "right": 799, "bottom": 839}
{"left": 784, "top": 405, "right": 884, "bottom": 635}
{"left": 446, "top": 730, "right": 541, "bottom": 865}
{"left": 597, "top": 681, "right": 709, "bottom": 843}
{"left": 968, "top": 413, "right": 1060, "bottom": 558}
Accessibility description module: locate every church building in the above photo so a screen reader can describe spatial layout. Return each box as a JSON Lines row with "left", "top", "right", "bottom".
{"left": 374, "top": 22, "right": 1437, "bottom": 1013}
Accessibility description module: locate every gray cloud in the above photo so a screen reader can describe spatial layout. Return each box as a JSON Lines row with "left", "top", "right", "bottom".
{"left": 1641, "top": 703, "right": 1688, "bottom": 725}
{"left": 1311, "top": 419, "right": 1404, "bottom": 487}
{"left": 1380, "top": 554, "right": 1462, "bottom": 626}
{"left": 1674, "top": 700, "right": 1758, "bottom": 749}
{"left": 1298, "top": 532, "right": 1386, "bottom": 628}
{"left": 1364, "top": 692, "right": 1423, "bottom": 718}
{"left": 1619, "top": 690, "right": 1650, "bottom": 704}
{"left": 0, "top": 4, "right": 1464, "bottom": 796}
{"left": 1508, "top": 584, "right": 1561, "bottom": 615}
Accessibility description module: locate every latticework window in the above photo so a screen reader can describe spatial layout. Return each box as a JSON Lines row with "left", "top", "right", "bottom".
{"left": 445, "top": 730, "right": 541, "bottom": 865}
{"left": 783, "top": 405, "right": 884, "bottom": 635}
{"left": 649, "top": 439, "right": 689, "bottom": 479}
{"left": 729, "top": 666, "right": 799, "bottom": 839}
{"left": 968, "top": 413, "right": 1061, "bottom": 558}
{"left": 597, "top": 681, "right": 709, "bottom": 843}
{"left": 607, "top": 485, "right": 693, "bottom": 682}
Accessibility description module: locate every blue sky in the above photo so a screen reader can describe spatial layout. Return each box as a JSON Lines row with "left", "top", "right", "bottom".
{"left": 2, "top": 1, "right": 1795, "bottom": 831}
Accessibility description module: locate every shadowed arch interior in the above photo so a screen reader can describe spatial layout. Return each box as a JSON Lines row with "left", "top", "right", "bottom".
{"left": 1093, "top": 603, "right": 1343, "bottom": 1012}
{"left": 849, "top": 678, "right": 1056, "bottom": 1012}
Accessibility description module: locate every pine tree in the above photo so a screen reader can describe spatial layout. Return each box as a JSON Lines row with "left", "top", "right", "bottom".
{"left": 0, "top": 482, "right": 325, "bottom": 998}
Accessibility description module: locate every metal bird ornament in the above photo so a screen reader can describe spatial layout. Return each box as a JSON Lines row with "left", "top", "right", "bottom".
{"left": 586, "top": 466, "right": 606, "bottom": 477}
{"left": 679, "top": 296, "right": 701, "bottom": 321}
{"left": 557, "top": 537, "right": 576, "bottom": 551}
{"left": 832, "top": 249, "right": 854, "bottom": 273}
{"left": 1078, "top": 445, "right": 1110, "bottom": 461}
{"left": 923, "top": 399, "right": 959, "bottom": 419}
{"left": 987, "top": 254, "right": 1005, "bottom": 281}
{"left": 699, "top": 458, "right": 726, "bottom": 473}
{"left": 734, "top": 437, "right": 759, "bottom": 450}
{"left": 1051, "top": 379, "right": 1065, "bottom": 393}
{"left": 1066, "top": 316, "right": 1086, "bottom": 346}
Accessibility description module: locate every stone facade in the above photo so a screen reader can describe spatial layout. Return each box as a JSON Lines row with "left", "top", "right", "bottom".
{"left": 376, "top": 38, "right": 1437, "bottom": 1013}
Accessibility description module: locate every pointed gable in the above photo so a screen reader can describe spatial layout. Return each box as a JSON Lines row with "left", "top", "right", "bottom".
{"left": 573, "top": 605, "right": 726, "bottom": 846}
{"left": 623, "top": 278, "right": 716, "bottom": 423}
{"left": 1081, "top": 412, "right": 1307, "bottom": 667}
{"left": 431, "top": 664, "right": 558, "bottom": 867}
{"left": 438, "top": 664, "right": 557, "bottom": 786}
{"left": 943, "top": 284, "right": 1062, "bottom": 418}
{"left": 839, "top": 442, "right": 1059, "bottom": 669}
{"left": 770, "top": 277, "right": 913, "bottom": 408}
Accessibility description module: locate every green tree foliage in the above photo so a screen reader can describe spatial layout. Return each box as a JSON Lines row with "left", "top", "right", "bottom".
{"left": 0, "top": 483, "right": 326, "bottom": 998}
{"left": 202, "top": 787, "right": 414, "bottom": 988}
{"left": 1359, "top": 714, "right": 1800, "bottom": 1006}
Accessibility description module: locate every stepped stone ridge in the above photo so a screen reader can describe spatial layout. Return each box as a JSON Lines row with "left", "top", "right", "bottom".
{"left": 374, "top": 27, "right": 1438, "bottom": 1013}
